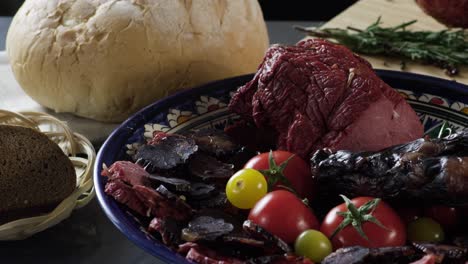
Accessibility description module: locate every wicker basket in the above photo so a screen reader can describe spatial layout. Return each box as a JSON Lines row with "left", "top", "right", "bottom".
{"left": 0, "top": 110, "right": 95, "bottom": 240}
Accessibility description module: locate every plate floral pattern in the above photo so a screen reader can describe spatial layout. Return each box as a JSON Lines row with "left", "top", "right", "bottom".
{"left": 126, "top": 88, "right": 468, "bottom": 155}
{"left": 96, "top": 71, "right": 468, "bottom": 264}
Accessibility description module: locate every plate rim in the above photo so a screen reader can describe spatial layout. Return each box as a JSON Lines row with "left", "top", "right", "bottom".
{"left": 94, "top": 70, "right": 468, "bottom": 263}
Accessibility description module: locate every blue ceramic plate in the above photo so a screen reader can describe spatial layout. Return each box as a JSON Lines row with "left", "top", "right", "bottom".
{"left": 95, "top": 70, "right": 468, "bottom": 263}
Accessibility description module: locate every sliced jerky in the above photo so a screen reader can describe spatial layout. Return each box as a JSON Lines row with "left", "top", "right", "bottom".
{"left": 219, "top": 234, "right": 268, "bottom": 259}
{"left": 410, "top": 254, "right": 437, "bottom": 264}
{"left": 222, "top": 235, "right": 265, "bottom": 248}
{"left": 228, "top": 146, "right": 259, "bottom": 171}
{"left": 187, "top": 192, "right": 240, "bottom": 216}
{"left": 185, "top": 245, "right": 245, "bottom": 264}
{"left": 189, "top": 129, "right": 241, "bottom": 158}
{"left": 104, "top": 180, "right": 148, "bottom": 216}
{"left": 196, "top": 209, "right": 244, "bottom": 233}
{"left": 147, "top": 174, "right": 191, "bottom": 192}
{"left": 243, "top": 220, "right": 292, "bottom": 254}
{"left": 178, "top": 242, "right": 199, "bottom": 255}
{"left": 321, "top": 246, "right": 418, "bottom": 264}
{"left": 155, "top": 185, "right": 183, "bottom": 200}
{"left": 188, "top": 191, "right": 228, "bottom": 209}
{"left": 148, "top": 217, "right": 184, "bottom": 247}
{"left": 134, "top": 132, "right": 197, "bottom": 172}
{"left": 102, "top": 161, "right": 150, "bottom": 187}
{"left": 154, "top": 185, "right": 194, "bottom": 216}
{"left": 413, "top": 243, "right": 468, "bottom": 262}
{"left": 312, "top": 129, "right": 468, "bottom": 205}
{"left": 148, "top": 174, "right": 217, "bottom": 199}
{"left": 133, "top": 185, "right": 193, "bottom": 221}
{"left": 247, "top": 255, "right": 313, "bottom": 264}
{"left": 182, "top": 209, "right": 242, "bottom": 242}
{"left": 181, "top": 215, "right": 234, "bottom": 242}
{"left": 185, "top": 182, "right": 217, "bottom": 200}
{"left": 454, "top": 236, "right": 468, "bottom": 248}
{"left": 188, "top": 152, "right": 234, "bottom": 184}
{"left": 178, "top": 242, "right": 245, "bottom": 263}
{"left": 191, "top": 235, "right": 266, "bottom": 260}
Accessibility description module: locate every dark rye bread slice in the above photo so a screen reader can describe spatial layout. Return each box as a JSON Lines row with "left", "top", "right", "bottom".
{"left": 0, "top": 125, "right": 76, "bottom": 224}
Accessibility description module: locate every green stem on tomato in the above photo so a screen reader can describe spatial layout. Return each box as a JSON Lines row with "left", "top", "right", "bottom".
{"left": 330, "top": 195, "right": 389, "bottom": 242}
{"left": 260, "top": 150, "right": 298, "bottom": 195}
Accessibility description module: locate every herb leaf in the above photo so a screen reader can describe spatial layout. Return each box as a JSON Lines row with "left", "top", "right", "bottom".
{"left": 295, "top": 18, "right": 468, "bottom": 76}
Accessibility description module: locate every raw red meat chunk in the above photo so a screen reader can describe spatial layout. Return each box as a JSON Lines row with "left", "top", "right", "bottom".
{"left": 229, "top": 39, "right": 423, "bottom": 158}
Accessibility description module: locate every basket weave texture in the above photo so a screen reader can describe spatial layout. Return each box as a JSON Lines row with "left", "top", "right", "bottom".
{"left": 0, "top": 110, "right": 95, "bottom": 240}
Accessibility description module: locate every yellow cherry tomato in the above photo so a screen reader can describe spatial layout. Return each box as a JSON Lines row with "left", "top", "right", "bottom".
{"left": 225, "top": 168, "right": 267, "bottom": 209}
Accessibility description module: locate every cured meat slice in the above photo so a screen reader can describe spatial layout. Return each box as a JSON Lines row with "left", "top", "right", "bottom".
{"left": 102, "top": 161, "right": 150, "bottom": 187}
{"left": 133, "top": 185, "right": 193, "bottom": 221}
{"left": 134, "top": 132, "right": 198, "bottom": 172}
{"left": 104, "top": 180, "right": 147, "bottom": 216}
{"left": 321, "top": 246, "right": 417, "bottom": 264}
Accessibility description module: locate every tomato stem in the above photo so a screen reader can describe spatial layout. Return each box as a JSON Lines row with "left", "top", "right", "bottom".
{"left": 330, "top": 195, "right": 389, "bottom": 242}
{"left": 260, "top": 150, "right": 298, "bottom": 195}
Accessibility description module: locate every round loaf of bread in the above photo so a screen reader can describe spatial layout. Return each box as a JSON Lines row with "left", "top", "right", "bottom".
{"left": 0, "top": 125, "right": 76, "bottom": 224}
{"left": 6, "top": 0, "right": 269, "bottom": 122}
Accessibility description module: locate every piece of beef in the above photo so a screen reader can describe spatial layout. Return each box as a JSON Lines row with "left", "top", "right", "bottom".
{"left": 155, "top": 185, "right": 195, "bottom": 211}
{"left": 133, "top": 185, "right": 193, "bottom": 221}
{"left": 228, "top": 38, "right": 423, "bottom": 158}
{"left": 148, "top": 217, "right": 184, "bottom": 247}
{"left": 410, "top": 254, "right": 437, "bottom": 264}
{"left": 181, "top": 215, "right": 235, "bottom": 242}
{"left": 102, "top": 161, "right": 150, "bottom": 187}
{"left": 197, "top": 225, "right": 292, "bottom": 259}
{"left": 178, "top": 242, "right": 200, "bottom": 254}
{"left": 205, "top": 234, "right": 270, "bottom": 259}
{"left": 243, "top": 220, "right": 292, "bottom": 254}
{"left": 222, "top": 234, "right": 266, "bottom": 248}
{"left": 104, "top": 180, "right": 147, "bottom": 216}
{"left": 187, "top": 191, "right": 240, "bottom": 215}
{"left": 188, "top": 129, "right": 241, "bottom": 159}
{"left": 180, "top": 215, "right": 287, "bottom": 259}
{"left": 188, "top": 152, "right": 235, "bottom": 185}
{"left": 178, "top": 242, "right": 245, "bottom": 264}
{"left": 147, "top": 174, "right": 192, "bottom": 192}
{"left": 321, "top": 246, "right": 418, "bottom": 264}
{"left": 184, "top": 182, "right": 217, "bottom": 200}
{"left": 454, "top": 236, "right": 468, "bottom": 248}
{"left": 134, "top": 132, "right": 198, "bottom": 173}
{"left": 247, "top": 255, "right": 314, "bottom": 264}
{"left": 412, "top": 243, "right": 468, "bottom": 263}
{"left": 311, "top": 130, "right": 468, "bottom": 205}
{"left": 191, "top": 209, "right": 244, "bottom": 233}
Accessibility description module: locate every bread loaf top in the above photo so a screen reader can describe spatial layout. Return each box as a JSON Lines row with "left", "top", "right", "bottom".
{"left": 7, "top": 0, "right": 269, "bottom": 122}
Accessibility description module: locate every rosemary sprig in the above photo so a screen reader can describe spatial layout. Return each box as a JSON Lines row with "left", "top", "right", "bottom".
{"left": 295, "top": 18, "right": 468, "bottom": 76}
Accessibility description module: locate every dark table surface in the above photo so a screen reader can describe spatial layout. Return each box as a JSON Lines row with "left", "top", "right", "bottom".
{"left": 0, "top": 16, "right": 321, "bottom": 264}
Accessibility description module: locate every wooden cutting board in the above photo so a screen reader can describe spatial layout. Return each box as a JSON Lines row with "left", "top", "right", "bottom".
{"left": 308, "top": 0, "right": 468, "bottom": 84}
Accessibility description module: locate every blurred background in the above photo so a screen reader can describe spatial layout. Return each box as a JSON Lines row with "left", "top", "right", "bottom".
{"left": 1, "top": 0, "right": 357, "bottom": 20}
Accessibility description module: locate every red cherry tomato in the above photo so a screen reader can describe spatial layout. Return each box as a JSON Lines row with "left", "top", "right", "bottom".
{"left": 248, "top": 190, "right": 319, "bottom": 243}
{"left": 424, "top": 206, "right": 458, "bottom": 230}
{"left": 244, "top": 150, "right": 314, "bottom": 199}
{"left": 320, "top": 196, "right": 406, "bottom": 249}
